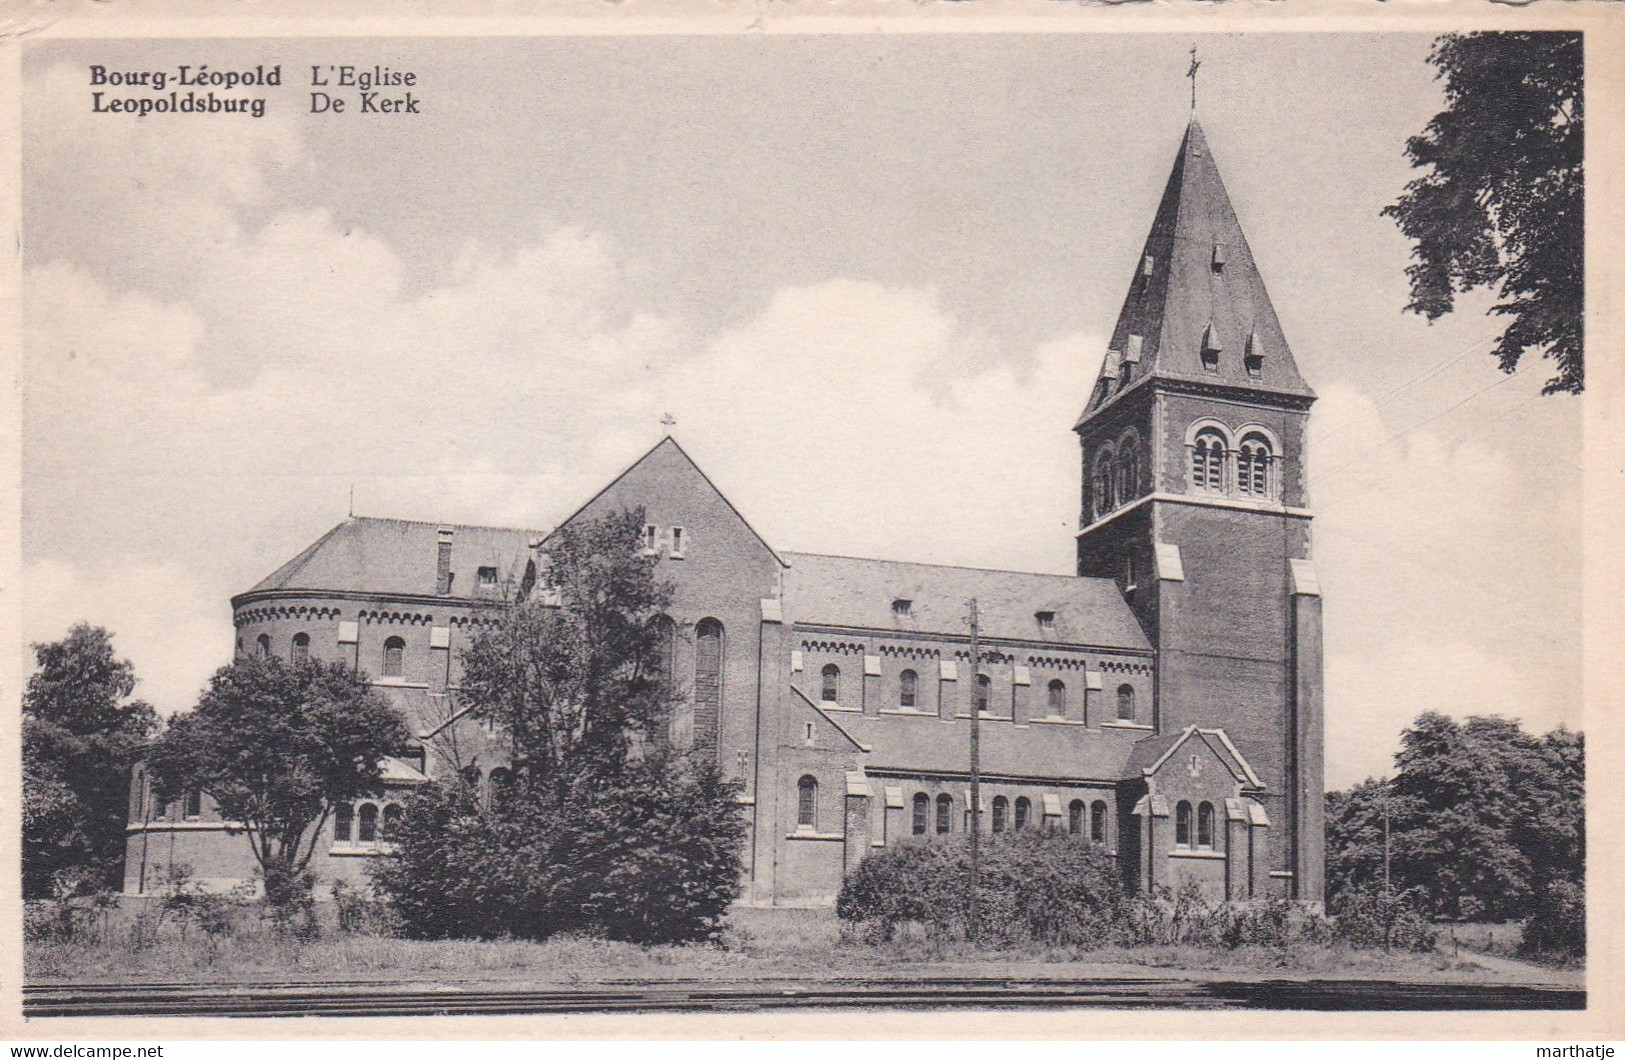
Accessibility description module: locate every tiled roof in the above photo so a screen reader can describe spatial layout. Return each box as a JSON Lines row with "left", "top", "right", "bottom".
{"left": 1081, "top": 119, "right": 1314, "bottom": 423}
{"left": 836, "top": 711, "right": 1144, "bottom": 785}
{"left": 240, "top": 516, "right": 542, "bottom": 601}
{"left": 1122, "top": 725, "right": 1263, "bottom": 788}
{"left": 781, "top": 552, "right": 1151, "bottom": 652}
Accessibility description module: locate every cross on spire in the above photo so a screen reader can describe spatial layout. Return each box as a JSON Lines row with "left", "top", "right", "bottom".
{"left": 1187, "top": 45, "right": 1201, "bottom": 112}
{"left": 660, "top": 412, "right": 676, "bottom": 435}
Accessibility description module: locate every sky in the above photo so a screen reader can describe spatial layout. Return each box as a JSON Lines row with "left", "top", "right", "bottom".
{"left": 20, "top": 32, "right": 1582, "bottom": 788}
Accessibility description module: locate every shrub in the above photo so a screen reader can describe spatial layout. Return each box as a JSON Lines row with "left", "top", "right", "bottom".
{"left": 539, "top": 758, "right": 748, "bottom": 944}
{"left": 1519, "top": 878, "right": 1584, "bottom": 962}
{"left": 1330, "top": 883, "right": 1437, "bottom": 952}
{"left": 367, "top": 781, "right": 507, "bottom": 940}
{"left": 837, "top": 829, "right": 1126, "bottom": 947}
{"left": 331, "top": 880, "right": 402, "bottom": 937}
{"left": 372, "top": 755, "right": 746, "bottom": 944}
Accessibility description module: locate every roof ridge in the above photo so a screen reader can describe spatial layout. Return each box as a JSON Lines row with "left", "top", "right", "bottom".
{"left": 782, "top": 550, "right": 1114, "bottom": 583}
{"left": 345, "top": 514, "right": 548, "bottom": 535}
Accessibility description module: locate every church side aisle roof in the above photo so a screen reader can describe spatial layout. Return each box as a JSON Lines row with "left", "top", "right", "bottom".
{"left": 781, "top": 551, "right": 1151, "bottom": 651}
{"left": 1080, "top": 119, "right": 1314, "bottom": 423}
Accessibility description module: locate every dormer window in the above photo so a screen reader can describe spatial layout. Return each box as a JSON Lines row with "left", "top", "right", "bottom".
{"left": 477, "top": 566, "right": 498, "bottom": 590}
{"left": 1035, "top": 610, "right": 1055, "bottom": 630}
{"left": 1141, "top": 253, "right": 1155, "bottom": 278}
{"left": 1244, "top": 331, "right": 1263, "bottom": 378}
{"left": 1212, "top": 243, "right": 1227, "bottom": 272}
{"left": 1201, "top": 325, "right": 1221, "bottom": 373}
{"left": 892, "top": 598, "right": 912, "bottom": 617}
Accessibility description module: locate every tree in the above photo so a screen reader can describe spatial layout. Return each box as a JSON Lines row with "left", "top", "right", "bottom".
{"left": 145, "top": 654, "right": 409, "bottom": 905}
{"left": 374, "top": 508, "right": 749, "bottom": 942}
{"left": 1325, "top": 711, "right": 1585, "bottom": 924}
{"left": 1384, "top": 32, "right": 1583, "bottom": 395}
{"left": 22, "top": 624, "right": 158, "bottom": 898}
{"left": 457, "top": 506, "right": 675, "bottom": 809}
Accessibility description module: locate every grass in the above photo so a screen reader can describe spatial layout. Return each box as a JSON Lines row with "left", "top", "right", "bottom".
{"left": 24, "top": 900, "right": 1580, "bottom": 989}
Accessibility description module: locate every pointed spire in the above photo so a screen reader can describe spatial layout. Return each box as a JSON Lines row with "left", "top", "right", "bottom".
{"left": 1079, "top": 120, "right": 1314, "bottom": 424}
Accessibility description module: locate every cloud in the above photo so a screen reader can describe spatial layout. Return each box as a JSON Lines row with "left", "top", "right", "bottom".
{"left": 1310, "top": 380, "right": 1581, "bottom": 787}
{"left": 23, "top": 559, "right": 231, "bottom": 714}
{"left": 661, "top": 279, "right": 1102, "bottom": 574}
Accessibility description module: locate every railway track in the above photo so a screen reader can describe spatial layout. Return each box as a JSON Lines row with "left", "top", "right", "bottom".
{"left": 23, "top": 976, "right": 1586, "bottom": 1017}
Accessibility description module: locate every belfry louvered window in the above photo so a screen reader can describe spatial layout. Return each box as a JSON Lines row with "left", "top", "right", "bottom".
{"left": 1092, "top": 448, "right": 1116, "bottom": 517}
{"left": 1117, "top": 447, "right": 1138, "bottom": 503}
{"left": 1237, "top": 434, "right": 1272, "bottom": 498}
{"left": 1191, "top": 430, "right": 1227, "bottom": 493}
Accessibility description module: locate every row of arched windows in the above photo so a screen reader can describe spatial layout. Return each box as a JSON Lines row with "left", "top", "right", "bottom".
{"left": 1090, "top": 430, "right": 1143, "bottom": 519}
{"left": 647, "top": 616, "right": 725, "bottom": 746}
{"left": 249, "top": 631, "right": 312, "bottom": 664}
{"left": 334, "top": 800, "right": 403, "bottom": 845}
{"left": 247, "top": 630, "right": 401, "bottom": 675}
{"left": 133, "top": 780, "right": 203, "bottom": 822}
{"left": 817, "top": 663, "right": 1137, "bottom": 722}
{"left": 1188, "top": 423, "right": 1278, "bottom": 500}
{"left": 1174, "top": 800, "right": 1219, "bottom": 849}
{"left": 793, "top": 780, "right": 1115, "bottom": 844}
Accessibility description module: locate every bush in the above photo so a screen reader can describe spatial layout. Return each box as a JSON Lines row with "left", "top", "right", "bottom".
{"left": 330, "top": 880, "right": 401, "bottom": 936}
{"left": 837, "top": 829, "right": 1126, "bottom": 947}
{"left": 1519, "top": 878, "right": 1584, "bottom": 962}
{"left": 1118, "top": 881, "right": 1330, "bottom": 950}
{"left": 1330, "top": 883, "right": 1438, "bottom": 952}
{"left": 371, "top": 755, "right": 747, "bottom": 944}
{"left": 366, "top": 781, "right": 508, "bottom": 940}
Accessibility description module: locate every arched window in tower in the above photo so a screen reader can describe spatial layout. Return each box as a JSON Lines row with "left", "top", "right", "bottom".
{"left": 936, "top": 793, "right": 953, "bottom": 835}
{"left": 291, "top": 632, "right": 310, "bottom": 665}
{"left": 1068, "top": 799, "right": 1085, "bottom": 835}
{"left": 1191, "top": 429, "right": 1227, "bottom": 493}
{"left": 694, "top": 619, "right": 724, "bottom": 752}
{"left": 256, "top": 634, "right": 271, "bottom": 658}
{"left": 1014, "top": 796, "right": 1031, "bottom": 831}
{"left": 1237, "top": 433, "right": 1273, "bottom": 499}
{"left": 1116, "top": 683, "right": 1136, "bottom": 721}
{"left": 1091, "top": 800, "right": 1109, "bottom": 844}
{"left": 1091, "top": 446, "right": 1116, "bottom": 518}
{"left": 1047, "top": 679, "right": 1066, "bottom": 718}
{"left": 912, "top": 792, "right": 929, "bottom": 836}
{"left": 334, "top": 803, "right": 353, "bottom": 843}
{"left": 1117, "top": 446, "right": 1138, "bottom": 503}
{"left": 1175, "top": 801, "right": 1193, "bottom": 847}
{"left": 975, "top": 673, "right": 992, "bottom": 715}
{"left": 992, "top": 795, "right": 1009, "bottom": 833}
{"left": 382, "top": 803, "right": 403, "bottom": 840}
{"left": 1197, "top": 801, "right": 1216, "bottom": 849}
{"left": 797, "top": 775, "right": 818, "bottom": 830}
{"left": 184, "top": 789, "right": 202, "bottom": 819}
{"left": 899, "top": 669, "right": 918, "bottom": 709}
{"left": 382, "top": 636, "right": 405, "bottom": 678}
{"left": 820, "top": 663, "right": 840, "bottom": 704}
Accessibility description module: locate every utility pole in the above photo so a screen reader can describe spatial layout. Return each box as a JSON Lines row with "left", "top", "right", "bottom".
{"left": 1382, "top": 785, "right": 1392, "bottom": 894}
{"left": 967, "top": 598, "right": 982, "bottom": 943}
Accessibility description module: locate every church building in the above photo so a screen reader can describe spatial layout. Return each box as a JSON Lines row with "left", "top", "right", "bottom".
{"left": 123, "top": 120, "right": 1326, "bottom": 908}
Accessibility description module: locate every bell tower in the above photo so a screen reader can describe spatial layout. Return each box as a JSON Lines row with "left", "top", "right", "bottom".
{"left": 1075, "top": 120, "right": 1324, "bottom": 903}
